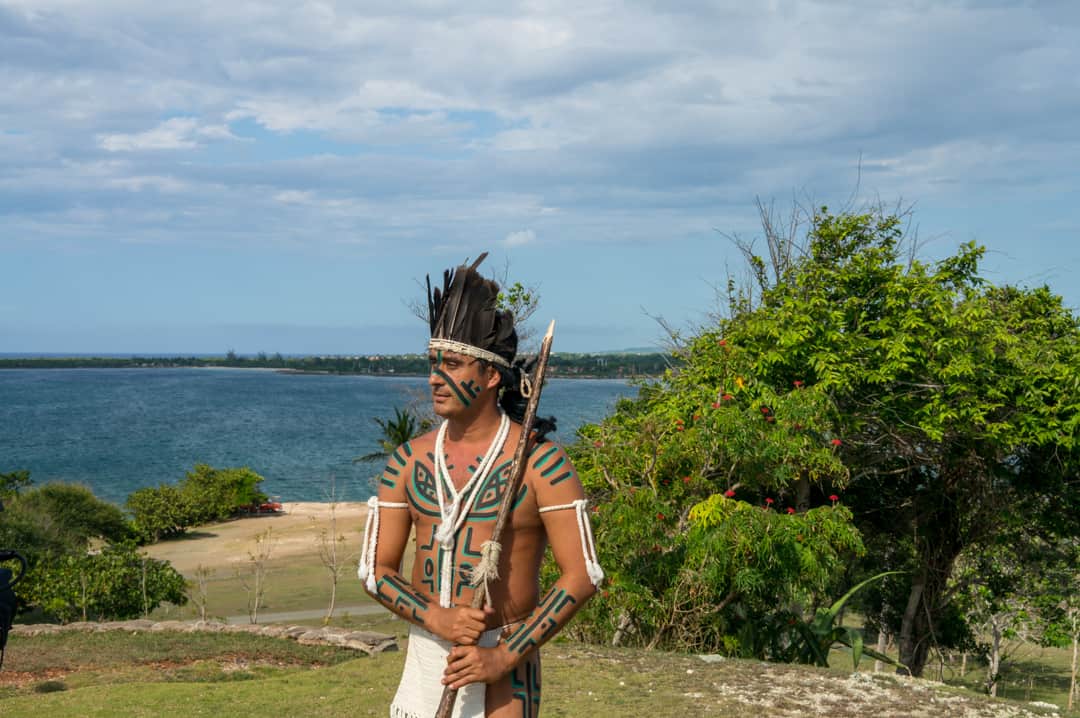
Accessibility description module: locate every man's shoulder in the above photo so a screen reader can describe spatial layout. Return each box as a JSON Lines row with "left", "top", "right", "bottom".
{"left": 526, "top": 440, "right": 575, "bottom": 479}
{"left": 401, "top": 429, "right": 438, "bottom": 455}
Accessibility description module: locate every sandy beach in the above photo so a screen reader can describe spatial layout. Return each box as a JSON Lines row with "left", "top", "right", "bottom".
{"left": 144, "top": 501, "right": 371, "bottom": 575}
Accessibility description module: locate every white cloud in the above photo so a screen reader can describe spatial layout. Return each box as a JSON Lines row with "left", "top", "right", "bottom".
{"left": 98, "top": 117, "right": 237, "bottom": 152}
{"left": 503, "top": 229, "right": 536, "bottom": 247}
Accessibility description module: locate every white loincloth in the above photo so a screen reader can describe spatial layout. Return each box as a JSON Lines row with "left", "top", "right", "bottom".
{"left": 390, "top": 624, "right": 502, "bottom": 718}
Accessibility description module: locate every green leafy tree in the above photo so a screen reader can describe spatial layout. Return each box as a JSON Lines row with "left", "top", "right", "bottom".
{"left": 127, "top": 484, "right": 193, "bottom": 543}
{"left": 715, "top": 206, "right": 1080, "bottom": 676}
{"left": 567, "top": 330, "right": 863, "bottom": 655}
{"left": 28, "top": 542, "right": 187, "bottom": 623}
{"left": 180, "top": 464, "right": 267, "bottom": 523}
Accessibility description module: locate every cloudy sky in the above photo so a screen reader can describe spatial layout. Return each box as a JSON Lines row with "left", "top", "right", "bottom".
{"left": 2, "top": 1, "right": 1078, "bottom": 355}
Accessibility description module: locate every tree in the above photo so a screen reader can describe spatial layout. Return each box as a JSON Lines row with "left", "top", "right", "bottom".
{"left": 127, "top": 484, "right": 193, "bottom": 543}
{"left": 568, "top": 330, "right": 865, "bottom": 655}
{"left": 180, "top": 464, "right": 267, "bottom": 524}
{"left": 716, "top": 206, "right": 1080, "bottom": 676}
{"left": 28, "top": 542, "right": 187, "bottom": 623}
{"left": 237, "top": 527, "right": 274, "bottom": 624}
{"left": 354, "top": 406, "right": 432, "bottom": 465}
{"left": 314, "top": 476, "right": 351, "bottom": 625}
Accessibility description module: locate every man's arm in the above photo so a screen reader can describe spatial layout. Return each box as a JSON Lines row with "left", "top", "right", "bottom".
{"left": 442, "top": 444, "right": 601, "bottom": 688}
{"left": 362, "top": 442, "right": 491, "bottom": 645}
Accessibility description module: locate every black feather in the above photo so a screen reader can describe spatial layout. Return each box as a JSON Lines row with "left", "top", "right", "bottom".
{"left": 427, "top": 253, "right": 516, "bottom": 365}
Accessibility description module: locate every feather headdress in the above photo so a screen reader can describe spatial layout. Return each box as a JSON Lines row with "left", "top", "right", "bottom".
{"left": 427, "top": 253, "right": 517, "bottom": 367}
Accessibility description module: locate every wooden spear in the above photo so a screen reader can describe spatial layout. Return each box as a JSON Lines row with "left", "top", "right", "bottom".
{"left": 434, "top": 320, "right": 556, "bottom": 718}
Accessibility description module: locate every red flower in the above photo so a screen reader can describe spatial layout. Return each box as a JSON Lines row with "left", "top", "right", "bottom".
{"left": 692, "top": 413, "right": 700, "bottom": 421}
{"left": 676, "top": 426, "right": 684, "bottom": 432}
{"left": 593, "top": 440, "right": 603, "bottom": 448}
{"left": 760, "top": 406, "right": 769, "bottom": 413}
{"left": 793, "top": 380, "right": 804, "bottom": 388}
{"left": 683, "top": 476, "right": 692, "bottom": 484}
{"left": 724, "top": 489, "right": 735, "bottom": 498}
{"left": 722, "top": 394, "right": 734, "bottom": 401}
{"left": 656, "top": 513, "right": 665, "bottom": 520}
{"left": 718, "top": 339, "right": 727, "bottom": 346}
{"left": 829, "top": 494, "right": 839, "bottom": 503}
{"left": 712, "top": 402, "right": 721, "bottom": 409}
{"left": 602, "top": 590, "right": 610, "bottom": 598}
{"left": 592, "top": 505, "right": 601, "bottom": 513}
{"left": 830, "top": 438, "right": 842, "bottom": 447}
{"left": 786, "top": 507, "right": 795, "bottom": 515}
{"left": 765, "top": 497, "right": 774, "bottom": 505}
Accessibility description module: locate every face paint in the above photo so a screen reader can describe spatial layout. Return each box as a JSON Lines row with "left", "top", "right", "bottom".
{"left": 430, "top": 351, "right": 481, "bottom": 408}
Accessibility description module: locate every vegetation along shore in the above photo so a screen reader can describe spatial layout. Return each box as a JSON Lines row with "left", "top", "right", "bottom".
{"left": 0, "top": 351, "right": 672, "bottom": 379}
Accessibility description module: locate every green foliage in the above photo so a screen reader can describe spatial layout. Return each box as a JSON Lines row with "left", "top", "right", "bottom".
{"left": 180, "top": 464, "right": 266, "bottom": 524}
{"left": 125, "top": 465, "right": 268, "bottom": 544}
{"left": 0, "top": 481, "right": 130, "bottom": 558}
{"left": 355, "top": 407, "right": 431, "bottom": 463}
{"left": 567, "top": 336, "right": 863, "bottom": 653}
{"left": 25, "top": 542, "right": 187, "bottom": 623}
{"left": 715, "top": 206, "right": 1080, "bottom": 675}
{"left": 785, "top": 571, "right": 906, "bottom": 670}
{"left": 0, "top": 470, "right": 31, "bottom": 501}
{"left": 569, "top": 205, "right": 1080, "bottom": 676}
{"left": 126, "top": 484, "right": 193, "bottom": 544}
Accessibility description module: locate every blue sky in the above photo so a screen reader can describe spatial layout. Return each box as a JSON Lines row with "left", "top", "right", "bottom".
{"left": 2, "top": 1, "right": 1078, "bottom": 355}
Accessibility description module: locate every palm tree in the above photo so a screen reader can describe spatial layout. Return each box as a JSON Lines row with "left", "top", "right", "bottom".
{"left": 354, "top": 407, "right": 431, "bottom": 463}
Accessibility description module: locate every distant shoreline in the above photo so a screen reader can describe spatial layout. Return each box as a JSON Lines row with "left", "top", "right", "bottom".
{"left": 0, "top": 353, "right": 671, "bottom": 379}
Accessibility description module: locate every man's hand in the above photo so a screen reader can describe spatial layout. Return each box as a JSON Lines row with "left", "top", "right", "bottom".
{"left": 427, "top": 605, "right": 493, "bottom": 645}
{"left": 442, "top": 644, "right": 514, "bottom": 689}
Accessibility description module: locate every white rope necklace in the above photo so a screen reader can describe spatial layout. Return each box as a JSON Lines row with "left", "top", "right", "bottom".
{"left": 432, "top": 411, "right": 510, "bottom": 608}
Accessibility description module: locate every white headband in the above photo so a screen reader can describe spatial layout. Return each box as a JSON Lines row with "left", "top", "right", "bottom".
{"left": 428, "top": 338, "right": 511, "bottom": 368}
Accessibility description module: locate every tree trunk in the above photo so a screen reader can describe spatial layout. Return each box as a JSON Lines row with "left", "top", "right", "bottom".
{"left": 794, "top": 477, "right": 811, "bottom": 513}
{"left": 1069, "top": 632, "right": 1077, "bottom": 711}
{"left": 324, "top": 578, "right": 338, "bottom": 626}
{"left": 987, "top": 617, "right": 1003, "bottom": 697}
{"left": 612, "top": 610, "right": 633, "bottom": 647}
{"left": 897, "top": 568, "right": 926, "bottom": 676}
{"left": 874, "top": 629, "right": 888, "bottom": 673}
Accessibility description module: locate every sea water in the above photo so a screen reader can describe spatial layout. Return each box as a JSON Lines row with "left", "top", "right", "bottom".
{"left": 0, "top": 368, "right": 632, "bottom": 505}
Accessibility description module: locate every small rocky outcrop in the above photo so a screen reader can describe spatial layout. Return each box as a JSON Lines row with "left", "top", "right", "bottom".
{"left": 10, "top": 620, "right": 398, "bottom": 655}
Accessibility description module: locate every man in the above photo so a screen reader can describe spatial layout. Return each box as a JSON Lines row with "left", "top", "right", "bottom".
{"left": 358, "top": 255, "right": 603, "bottom": 718}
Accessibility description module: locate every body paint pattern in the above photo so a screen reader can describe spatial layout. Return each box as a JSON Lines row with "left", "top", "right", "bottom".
{"left": 504, "top": 588, "right": 578, "bottom": 656}
{"left": 375, "top": 572, "right": 430, "bottom": 625}
{"left": 511, "top": 658, "right": 542, "bottom": 718}
{"left": 408, "top": 459, "right": 441, "bottom": 517}
{"left": 469, "top": 460, "right": 528, "bottom": 520}
{"left": 531, "top": 445, "right": 576, "bottom": 487}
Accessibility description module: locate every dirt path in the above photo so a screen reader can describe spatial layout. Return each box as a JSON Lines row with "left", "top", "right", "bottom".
{"left": 144, "top": 501, "right": 370, "bottom": 575}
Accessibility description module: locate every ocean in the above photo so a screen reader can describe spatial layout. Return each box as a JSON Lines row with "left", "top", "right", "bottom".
{"left": 0, "top": 368, "right": 633, "bottom": 506}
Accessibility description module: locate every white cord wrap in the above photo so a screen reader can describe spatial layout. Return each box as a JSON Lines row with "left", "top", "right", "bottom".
{"left": 428, "top": 338, "right": 511, "bottom": 368}
{"left": 539, "top": 499, "right": 605, "bottom": 587}
{"left": 433, "top": 412, "right": 511, "bottom": 608}
{"left": 358, "top": 495, "right": 408, "bottom": 593}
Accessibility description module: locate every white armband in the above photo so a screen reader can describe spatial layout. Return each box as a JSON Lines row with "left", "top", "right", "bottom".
{"left": 539, "top": 498, "right": 605, "bottom": 587}
{"left": 358, "top": 495, "right": 408, "bottom": 593}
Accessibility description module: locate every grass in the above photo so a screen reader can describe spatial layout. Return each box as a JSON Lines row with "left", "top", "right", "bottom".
{"left": 2, "top": 630, "right": 1072, "bottom": 717}
{"left": 12, "top": 515, "right": 1075, "bottom": 715}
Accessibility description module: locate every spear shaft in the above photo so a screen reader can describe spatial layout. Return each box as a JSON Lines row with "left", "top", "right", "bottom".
{"left": 434, "top": 320, "right": 555, "bottom": 718}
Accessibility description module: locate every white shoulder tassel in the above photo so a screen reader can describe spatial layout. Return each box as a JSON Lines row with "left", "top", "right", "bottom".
{"left": 358, "top": 496, "right": 407, "bottom": 594}
{"left": 573, "top": 499, "right": 606, "bottom": 587}
{"left": 538, "top": 499, "right": 605, "bottom": 588}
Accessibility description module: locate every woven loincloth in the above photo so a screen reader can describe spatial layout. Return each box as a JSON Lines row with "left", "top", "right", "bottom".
{"left": 390, "top": 624, "right": 502, "bottom": 718}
